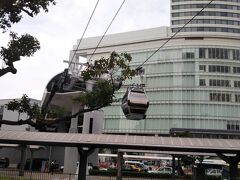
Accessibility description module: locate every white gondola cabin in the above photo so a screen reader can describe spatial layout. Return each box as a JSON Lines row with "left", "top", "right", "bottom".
{"left": 121, "top": 86, "right": 149, "bottom": 120}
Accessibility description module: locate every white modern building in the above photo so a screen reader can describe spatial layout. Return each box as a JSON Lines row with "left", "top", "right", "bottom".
{"left": 72, "top": 0, "right": 240, "bottom": 135}
{"left": 0, "top": 98, "right": 65, "bottom": 169}
{"left": 0, "top": 98, "right": 39, "bottom": 131}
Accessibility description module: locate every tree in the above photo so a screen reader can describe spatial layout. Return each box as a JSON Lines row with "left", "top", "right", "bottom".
{"left": 0, "top": 32, "right": 40, "bottom": 76}
{"left": 1, "top": 51, "right": 136, "bottom": 129}
{"left": 0, "top": 0, "right": 56, "bottom": 77}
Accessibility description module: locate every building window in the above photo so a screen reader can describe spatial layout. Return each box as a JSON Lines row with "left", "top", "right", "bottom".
{"left": 233, "top": 50, "right": 240, "bottom": 60}
{"left": 199, "top": 79, "right": 206, "bottom": 86}
{"left": 227, "top": 124, "right": 231, "bottom": 130}
{"left": 0, "top": 106, "right": 3, "bottom": 128}
{"left": 209, "top": 79, "right": 231, "bottom": 87}
{"left": 209, "top": 65, "right": 230, "bottom": 73}
{"left": 199, "top": 65, "right": 206, "bottom": 72}
{"left": 199, "top": 48, "right": 206, "bottom": 59}
{"left": 210, "top": 93, "right": 231, "bottom": 102}
{"left": 196, "top": 48, "right": 240, "bottom": 60}
{"left": 172, "top": 11, "right": 240, "bottom": 19}
{"left": 172, "top": 19, "right": 240, "bottom": 27}
{"left": 236, "top": 124, "right": 239, "bottom": 131}
{"left": 172, "top": 27, "right": 240, "bottom": 34}
{"left": 233, "top": 67, "right": 240, "bottom": 73}
{"left": 182, "top": 52, "right": 195, "bottom": 59}
{"left": 208, "top": 48, "right": 230, "bottom": 59}
{"left": 172, "top": 0, "right": 240, "bottom": 2}
{"left": 172, "top": 4, "right": 240, "bottom": 11}
{"left": 234, "top": 81, "right": 240, "bottom": 88}
{"left": 0, "top": 105, "right": 3, "bottom": 115}
{"left": 235, "top": 94, "right": 240, "bottom": 103}
{"left": 227, "top": 121, "right": 240, "bottom": 131}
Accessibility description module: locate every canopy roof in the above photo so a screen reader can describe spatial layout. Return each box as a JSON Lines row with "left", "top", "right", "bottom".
{"left": 0, "top": 130, "right": 239, "bottom": 154}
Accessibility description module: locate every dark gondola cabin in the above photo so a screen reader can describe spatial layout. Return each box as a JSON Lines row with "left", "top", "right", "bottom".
{"left": 121, "top": 86, "right": 149, "bottom": 120}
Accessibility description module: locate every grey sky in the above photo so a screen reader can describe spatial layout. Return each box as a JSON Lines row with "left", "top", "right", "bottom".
{"left": 0, "top": 0, "right": 170, "bottom": 100}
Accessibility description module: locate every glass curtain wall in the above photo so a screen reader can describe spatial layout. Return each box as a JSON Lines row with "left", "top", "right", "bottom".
{"left": 103, "top": 46, "right": 240, "bottom": 134}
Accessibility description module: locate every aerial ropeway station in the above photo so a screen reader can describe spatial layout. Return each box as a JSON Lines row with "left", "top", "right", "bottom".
{"left": 41, "top": 67, "right": 149, "bottom": 120}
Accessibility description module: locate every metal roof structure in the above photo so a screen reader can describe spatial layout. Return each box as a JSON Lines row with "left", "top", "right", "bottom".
{"left": 0, "top": 130, "right": 239, "bottom": 154}
{"left": 0, "top": 143, "right": 45, "bottom": 150}
{"left": 118, "top": 149, "right": 218, "bottom": 157}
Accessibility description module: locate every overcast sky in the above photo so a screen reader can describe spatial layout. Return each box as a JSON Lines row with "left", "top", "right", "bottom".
{"left": 0, "top": 0, "right": 170, "bottom": 101}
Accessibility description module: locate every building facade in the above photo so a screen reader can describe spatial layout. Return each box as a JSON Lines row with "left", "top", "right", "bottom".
{"left": 74, "top": 0, "right": 240, "bottom": 135}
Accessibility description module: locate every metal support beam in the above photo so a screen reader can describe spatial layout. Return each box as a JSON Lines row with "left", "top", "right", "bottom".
{"left": 217, "top": 153, "right": 240, "bottom": 180}
{"left": 117, "top": 151, "right": 124, "bottom": 180}
{"left": 77, "top": 147, "right": 94, "bottom": 180}
{"left": 19, "top": 145, "right": 27, "bottom": 176}
{"left": 29, "top": 149, "right": 34, "bottom": 171}
{"left": 172, "top": 154, "right": 176, "bottom": 180}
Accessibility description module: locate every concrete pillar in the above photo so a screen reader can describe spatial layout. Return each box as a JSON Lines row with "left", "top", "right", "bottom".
{"left": 63, "top": 104, "right": 80, "bottom": 174}
{"left": 82, "top": 110, "right": 103, "bottom": 167}
{"left": 63, "top": 80, "right": 103, "bottom": 173}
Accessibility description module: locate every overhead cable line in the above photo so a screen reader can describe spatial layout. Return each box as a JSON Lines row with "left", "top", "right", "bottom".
{"left": 136, "top": 0, "right": 214, "bottom": 70}
{"left": 88, "top": 0, "right": 126, "bottom": 62}
{"left": 68, "top": 0, "right": 100, "bottom": 71}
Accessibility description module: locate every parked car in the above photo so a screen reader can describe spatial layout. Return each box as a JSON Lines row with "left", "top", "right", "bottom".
{"left": 124, "top": 161, "right": 148, "bottom": 172}
{"left": 123, "top": 164, "right": 142, "bottom": 172}
{"left": 148, "top": 167, "right": 174, "bottom": 175}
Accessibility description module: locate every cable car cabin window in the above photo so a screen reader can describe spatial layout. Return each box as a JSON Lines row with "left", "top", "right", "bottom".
{"left": 122, "top": 92, "right": 128, "bottom": 103}
{"left": 122, "top": 105, "right": 129, "bottom": 115}
{"left": 130, "top": 89, "right": 144, "bottom": 93}
{"left": 130, "top": 108, "right": 147, "bottom": 114}
{"left": 128, "top": 92, "right": 149, "bottom": 106}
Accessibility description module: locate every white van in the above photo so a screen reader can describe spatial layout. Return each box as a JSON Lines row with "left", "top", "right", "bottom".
{"left": 124, "top": 161, "right": 148, "bottom": 172}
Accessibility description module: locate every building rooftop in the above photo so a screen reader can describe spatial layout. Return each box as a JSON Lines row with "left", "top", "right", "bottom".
{"left": 73, "top": 27, "right": 171, "bottom": 51}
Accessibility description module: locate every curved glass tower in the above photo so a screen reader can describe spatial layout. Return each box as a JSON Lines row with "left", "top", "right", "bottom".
{"left": 171, "top": 0, "right": 240, "bottom": 34}
{"left": 76, "top": 0, "right": 240, "bottom": 135}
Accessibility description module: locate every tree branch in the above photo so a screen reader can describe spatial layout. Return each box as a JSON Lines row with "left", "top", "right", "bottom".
{"left": 0, "top": 105, "right": 105, "bottom": 128}
{"left": 41, "top": 105, "right": 105, "bottom": 126}
{"left": 0, "top": 117, "right": 36, "bottom": 127}
{"left": 0, "top": 66, "right": 17, "bottom": 77}
{"left": 20, "top": 8, "right": 34, "bottom": 17}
